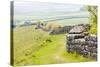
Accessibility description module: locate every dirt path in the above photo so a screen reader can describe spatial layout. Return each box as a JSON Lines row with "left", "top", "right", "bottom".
{"left": 53, "top": 37, "right": 67, "bottom": 63}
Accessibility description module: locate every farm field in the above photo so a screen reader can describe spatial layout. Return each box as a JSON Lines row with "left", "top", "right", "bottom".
{"left": 13, "top": 25, "right": 95, "bottom": 66}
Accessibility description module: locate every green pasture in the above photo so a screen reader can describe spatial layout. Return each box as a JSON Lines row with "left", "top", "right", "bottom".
{"left": 13, "top": 25, "right": 95, "bottom": 66}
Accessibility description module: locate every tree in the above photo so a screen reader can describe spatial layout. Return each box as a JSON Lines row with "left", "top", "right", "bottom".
{"left": 86, "top": 6, "right": 97, "bottom": 34}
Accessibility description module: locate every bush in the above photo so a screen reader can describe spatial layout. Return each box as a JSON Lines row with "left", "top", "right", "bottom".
{"left": 45, "top": 22, "right": 62, "bottom": 31}
{"left": 86, "top": 6, "right": 97, "bottom": 34}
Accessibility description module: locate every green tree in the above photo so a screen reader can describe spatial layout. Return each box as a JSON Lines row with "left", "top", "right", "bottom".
{"left": 86, "top": 6, "right": 97, "bottom": 34}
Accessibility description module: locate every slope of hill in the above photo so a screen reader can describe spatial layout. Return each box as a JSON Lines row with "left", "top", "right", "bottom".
{"left": 13, "top": 25, "right": 95, "bottom": 66}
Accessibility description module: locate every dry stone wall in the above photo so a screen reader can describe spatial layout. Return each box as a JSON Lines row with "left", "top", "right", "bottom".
{"left": 66, "top": 25, "right": 97, "bottom": 60}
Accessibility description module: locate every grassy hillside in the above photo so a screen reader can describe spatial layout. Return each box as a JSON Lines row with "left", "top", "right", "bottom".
{"left": 13, "top": 25, "right": 95, "bottom": 66}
